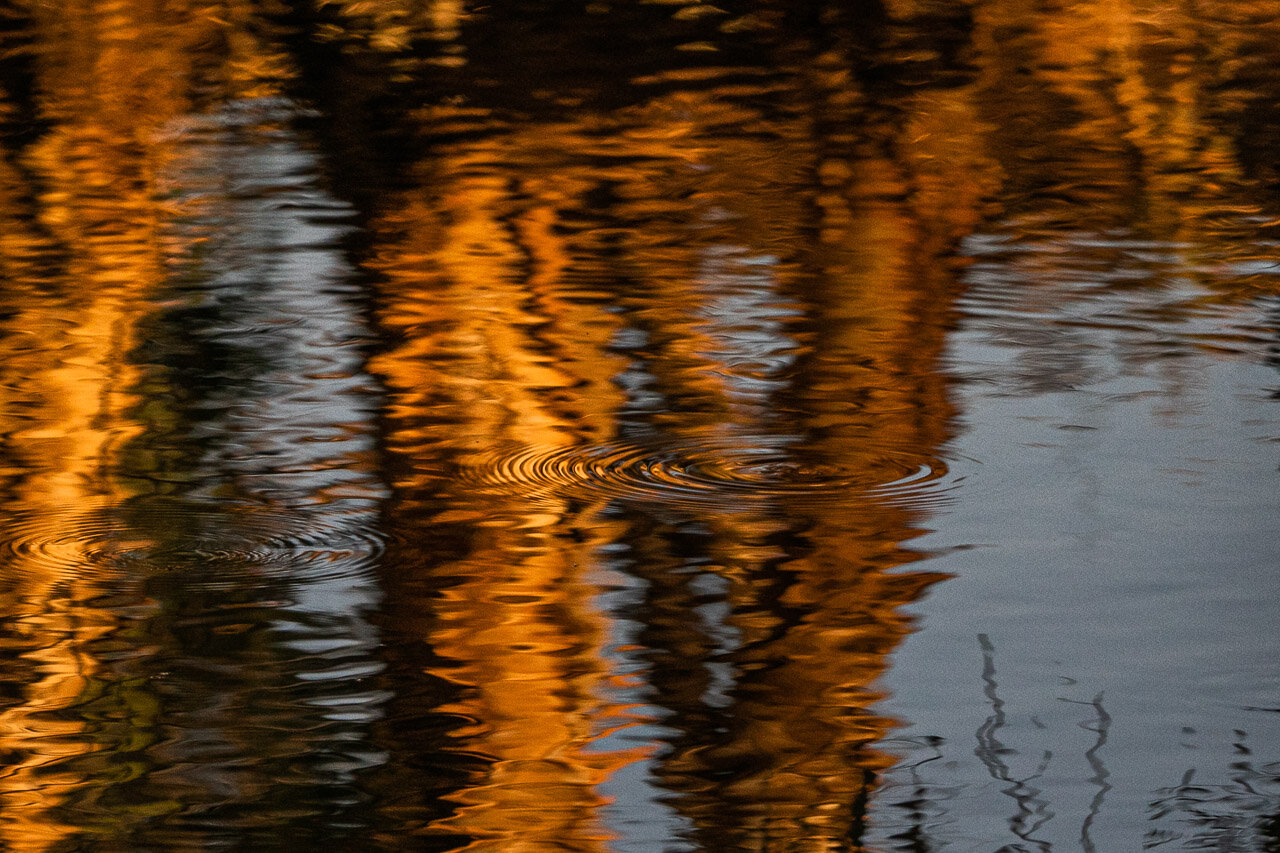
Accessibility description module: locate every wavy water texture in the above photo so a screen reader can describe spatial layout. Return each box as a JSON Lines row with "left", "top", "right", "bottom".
{"left": 0, "top": 504, "right": 385, "bottom": 587}
{"left": 0, "top": 0, "right": 1276, "bottom": 851}
{"left": 457, "top": 438, "right": 952, "bottom": 510}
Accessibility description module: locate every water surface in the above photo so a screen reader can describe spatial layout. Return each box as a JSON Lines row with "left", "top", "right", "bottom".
{"left": 0, "top": 1, "right": 1276, "bottom": 850}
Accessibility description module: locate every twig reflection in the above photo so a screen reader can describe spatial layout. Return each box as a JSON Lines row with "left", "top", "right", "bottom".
{"left": 1147, "top": 728, "right": 1280, "bottom": 850}
{"left": 975, "top": 633, "right": 1054, "bottom": 851}
{"left": 1059, "top": 692, "right": 1112, "bottom": 853}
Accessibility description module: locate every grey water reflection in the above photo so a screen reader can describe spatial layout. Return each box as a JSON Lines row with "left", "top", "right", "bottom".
{"left": 0, "top": 0, "right": 1277, "bottom": 851}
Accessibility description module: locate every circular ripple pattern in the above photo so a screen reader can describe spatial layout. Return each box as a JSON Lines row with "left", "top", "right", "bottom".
{"left": 0, "top": 503, "right": 385, "bottom": 587}
{"left": 459, "top": 439, "right": 953, "bottom": 510}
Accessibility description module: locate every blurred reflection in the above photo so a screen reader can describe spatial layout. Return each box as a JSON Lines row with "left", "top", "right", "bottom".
{"left": 319, "top": 0, "right": 1280, "bottom": 848}
{"left": 0, "top": 5, "right": 389, "bottom": 848}
{"left": 0, "top": 2, "right": 207, "bottom": 845}
{"left": 347, "top": 3, "right": 966, "bottom": 850}
{"left": 955, "top": 0, "right": 1280, "bottom": 404}
{"left": 0, "top": 0, "right": 1276, "bottom": 850}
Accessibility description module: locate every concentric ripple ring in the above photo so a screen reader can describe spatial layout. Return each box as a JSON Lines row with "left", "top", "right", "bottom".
{"left": 0, "top": 503, "right": 385, "bottom": 587}
{"left": 457, "top": 438, "right": 953, "bottom": 509}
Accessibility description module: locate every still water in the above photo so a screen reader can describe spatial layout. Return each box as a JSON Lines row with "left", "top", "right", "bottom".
{"left": 0, "top": 1, "right": 1277, "bottom": 850}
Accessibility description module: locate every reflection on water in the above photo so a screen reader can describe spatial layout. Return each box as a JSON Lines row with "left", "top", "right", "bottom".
{"left": 0, "top": 0, "right": 1277, "bottom": 850}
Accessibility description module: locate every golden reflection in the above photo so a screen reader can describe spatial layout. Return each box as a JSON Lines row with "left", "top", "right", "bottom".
{"left": 0, "top": 0, "right": 1277, "bottom": 849}
{"left": 971, "top": 0, "right": 1280, "bottom": 244}
{"left": 0, "top": 2, "right": 293, "bottom": 848}
{"left": 367, "top": 139, "right": 634, "bottom": 849}
{"left": 421, "top": 514, "right": 642, "bottom": 851}
{"left": 357, "top": 0, "right": 1280, "bottom": 845}
{"left": 362, "top": 13, "right": 968, "bottom": 846}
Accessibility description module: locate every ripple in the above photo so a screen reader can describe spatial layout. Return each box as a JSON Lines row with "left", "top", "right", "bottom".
{"left": 458, "top": 439, "right": 952, "bottom": 510}
{"left": 0, "top": 503, "right": 384, "bottom": 587}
